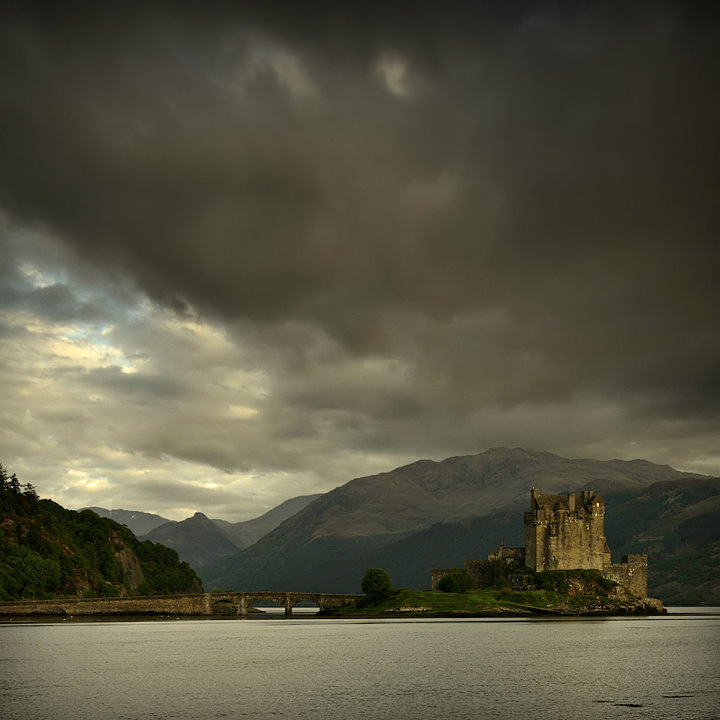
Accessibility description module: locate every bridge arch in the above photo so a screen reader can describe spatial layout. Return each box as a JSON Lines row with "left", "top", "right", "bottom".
{"left": 210, "top": 598, "right": 240, "bottom": 615}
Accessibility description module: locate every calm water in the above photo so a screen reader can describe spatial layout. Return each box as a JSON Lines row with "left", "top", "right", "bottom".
{"left": 1, "top": 608, "right": 718, "bottom": 720}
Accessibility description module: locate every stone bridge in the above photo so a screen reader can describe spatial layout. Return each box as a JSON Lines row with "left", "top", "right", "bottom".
{"left": 208, "top": 591, "right": 361, "bottom": 616}
{"left": 0, "top": 592, "right": 361, "bottom": 618}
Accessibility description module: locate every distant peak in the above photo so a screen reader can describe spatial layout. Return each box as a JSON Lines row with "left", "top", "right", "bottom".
{"left": 484, "top": 447, "right": 533, "bottom": 457}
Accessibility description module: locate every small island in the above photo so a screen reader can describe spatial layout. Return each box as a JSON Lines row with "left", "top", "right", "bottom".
{"left": 322, "top": 568, "right": 664, "bottom": 618}
{"left": 329, "top": 489, "right": 666, "bottom": 618}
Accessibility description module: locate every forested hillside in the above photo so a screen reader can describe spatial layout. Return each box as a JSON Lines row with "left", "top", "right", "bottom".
{"left": 0, "top": 465, "right": 202, "bottom": 600}
{"left": 607, "top": 479, "right": 720, "bottom": 604}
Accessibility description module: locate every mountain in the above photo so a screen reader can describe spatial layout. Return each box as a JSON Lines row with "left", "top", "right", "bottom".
{"left": 212, "top": 494, "right": 321, "bottom": 548}
{"left": 258, "top": 447, "right": 700, "bottom": 541}
{"left": 140, "top": 494, "right": 321, "bottom": 569}
{"left": 200, "top": 448, "right": 716, "bottom": 603}
{"left": 84, "top": 507, "right": 170, "bottom": 536}
{"left": 142, "top": 512, "right": 241, "bottom": 568}
{"left": 0, "top": 469, "right": 202, "bottom": 600}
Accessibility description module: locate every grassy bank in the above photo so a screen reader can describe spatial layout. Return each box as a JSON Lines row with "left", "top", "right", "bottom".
{"left": 322, "top": 571, "right": 665, "bottom": 617}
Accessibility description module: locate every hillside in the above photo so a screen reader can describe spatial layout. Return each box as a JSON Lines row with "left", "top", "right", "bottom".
{"left": 201, "top": 449, "right": 718, "bottom": 604}
{"left": 606, "top": 479, "right": 720, "bottom": 604}
{"left": 0, "top": 466, "right": 202, "bottom": 600}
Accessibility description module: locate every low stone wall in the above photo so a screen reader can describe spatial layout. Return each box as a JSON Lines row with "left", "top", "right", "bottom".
{"left": 0, "top": 594, "right": 213, "bottom": 616}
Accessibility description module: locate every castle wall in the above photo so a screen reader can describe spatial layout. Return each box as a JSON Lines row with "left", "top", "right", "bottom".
{"left": 487, "top": 544, "right": 525, "bottom": 563}
{"left": 463, "top": 560, "right": 497, "bottom": 586}
{"left": 431, "top": 569, "right": 456, "bottom": 590}
{"left": 602, "top": 555, "right": 648, "bottom": 598}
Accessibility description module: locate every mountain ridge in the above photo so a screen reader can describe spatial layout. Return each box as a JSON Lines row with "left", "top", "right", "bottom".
{"left": 200, "top": 448, "right": 716, "bottom": 603}
{"left": 274, "top": 447, "right": 706, "bottom": 541}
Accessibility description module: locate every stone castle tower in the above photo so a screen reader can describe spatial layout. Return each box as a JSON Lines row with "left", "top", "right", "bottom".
{"left": 432, "top": 488, "right": 649, "bottom": 598}
{"left": 524, "top": 488, "right": 611, "bottom": 571}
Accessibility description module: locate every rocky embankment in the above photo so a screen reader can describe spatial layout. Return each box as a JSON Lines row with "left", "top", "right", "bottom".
{"left": 510, "top": 597, "right": 666, "bottom": 616}
{"left": 378, "top": 599, "right": 666, "bottom": 618}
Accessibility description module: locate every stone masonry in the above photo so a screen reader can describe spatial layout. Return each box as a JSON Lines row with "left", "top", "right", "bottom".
{"left": 525, "top": 488, "right": 611, "bottom": 571}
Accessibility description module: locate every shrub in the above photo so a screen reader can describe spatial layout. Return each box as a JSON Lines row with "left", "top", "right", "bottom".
{"left": 437, "top": 574, "right": 462, "bottom": 593}
{"left": 437, "top": 569, "right": 476, "bottom": 593}
{"left": 361, "top": 568, "right": 393, "bottom": 604}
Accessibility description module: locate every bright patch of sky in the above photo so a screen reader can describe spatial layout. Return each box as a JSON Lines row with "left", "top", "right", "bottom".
{"left": 376, "top": 54, "right": 411, "bottom": 97}
{"left": 209, "top": 33, "right": 318, "bottom": 102}
{"left": 17, "top": 262, "right": 57, "bottom": 289}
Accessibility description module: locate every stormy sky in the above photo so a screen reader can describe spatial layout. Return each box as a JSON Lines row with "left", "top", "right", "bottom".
{"left": 1, "top": 2, "right": 718, "bottom": 521}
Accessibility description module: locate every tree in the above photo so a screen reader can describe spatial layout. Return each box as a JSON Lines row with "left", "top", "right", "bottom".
{"left": 361, "top": 567, "right": 393, "bottom": 604}
{"left": 8, "top": 472, "right": 20, "bottom": 495}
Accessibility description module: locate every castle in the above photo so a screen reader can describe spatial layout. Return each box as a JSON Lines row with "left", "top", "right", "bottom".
{"left": 433, "top": 488, "right": 648, "bottom": 597}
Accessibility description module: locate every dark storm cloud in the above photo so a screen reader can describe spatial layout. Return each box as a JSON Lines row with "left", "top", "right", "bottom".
{"left": 1, "top": 0, "right": 718, "bottom": 454}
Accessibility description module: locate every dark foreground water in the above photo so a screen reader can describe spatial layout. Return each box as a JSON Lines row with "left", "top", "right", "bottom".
{"left": 1, "top": 608, "right": 718, "bottom": 720}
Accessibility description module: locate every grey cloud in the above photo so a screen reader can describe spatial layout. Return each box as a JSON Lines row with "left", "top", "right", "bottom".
{"left": 85, "top": 366, "right": 187, "bottom": 401}
{"left": 24, "top": 284, "right": 104, "bottom": 322}
{"left": 4, "top": 3, "right": 713, "bottom": 330}
{"left": 1, "top": 2, "right": 718, "bottom": 516}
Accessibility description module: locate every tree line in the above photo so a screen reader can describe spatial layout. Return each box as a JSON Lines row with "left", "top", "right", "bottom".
{"left": 0, "top": 463, "right": 38, "bottom": 513}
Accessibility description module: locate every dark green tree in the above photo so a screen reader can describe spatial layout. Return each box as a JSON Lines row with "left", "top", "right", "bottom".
{"left": 8, "top": 472, "right": 20, "bottom": 495}
{"left": 437, "top": 569, "right": 476, "bottom": 593}
{"left": 361, "top": 567, "right": 393, "bottom": 604}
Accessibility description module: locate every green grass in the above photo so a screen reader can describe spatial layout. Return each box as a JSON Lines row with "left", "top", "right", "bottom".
{"left": 323, "top": 585, "right": 628, "bottom": 617}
